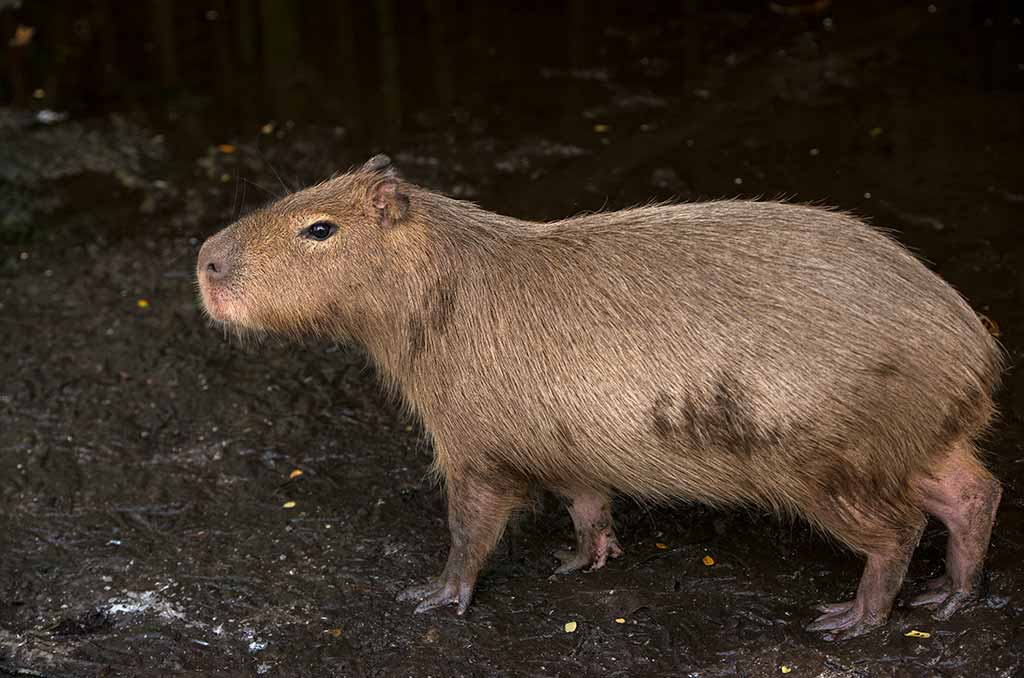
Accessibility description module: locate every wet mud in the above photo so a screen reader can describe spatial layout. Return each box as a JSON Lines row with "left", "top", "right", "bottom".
{"left": 1, "top": 1, "right": 1022, "bottom": 676}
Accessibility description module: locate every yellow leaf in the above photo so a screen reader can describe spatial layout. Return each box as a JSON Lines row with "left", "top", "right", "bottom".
{"left": 136, "top": 299, "right": 150, "bottom": 309}
{"left": 905, "top": 629, "right": 931, "bottom": 638}
{"left": 282, "top": 501, "right": 296, "bottom": 509}
{"left": 564, "top": 621, "right": 577, "bottom": 633}
{"left": 614, "top": 618, "right": 626, "bottom": 624}
{"left": 217, "top": 144, "right": 237, "bottom": 154}
{"left": 326, "top": 628, "right": 342, "bottom": 637}
{"left": 703, "top": 555, "right": 715, "bottom": 566}
{"left": 593, "top": 124, "right": 610, "bottom": 133}
{"left": 781, "top": 666, "right": 792, "bottom": 674}
{"left": 10, "top": 25, "right": 35, "bottom": 47}
{"left": 655, "top": 542, "right": 668, "bottom": 550}
{"left": 288, "top": 469, "right": 304, "bottom": 479}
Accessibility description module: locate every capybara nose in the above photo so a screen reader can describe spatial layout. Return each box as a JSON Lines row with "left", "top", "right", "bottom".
{"left": 198, "top": 238, "right": 232, "bottom": 283}
{"left": 204, "top": 257, "right": 227, "bottom": 280}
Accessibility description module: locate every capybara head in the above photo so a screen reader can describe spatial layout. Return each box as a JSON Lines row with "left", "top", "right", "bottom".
{"left": 196, "top": 155, "right": 410, "bottom": 337}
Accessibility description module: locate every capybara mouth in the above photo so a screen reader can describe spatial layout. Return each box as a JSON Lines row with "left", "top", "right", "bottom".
{"left": 199, "top": 283, "right": 245, "bottom": 325}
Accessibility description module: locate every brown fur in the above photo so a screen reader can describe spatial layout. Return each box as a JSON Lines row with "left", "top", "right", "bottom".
{"left": 197, "top": 156, "right": 1004, "bottom": 629}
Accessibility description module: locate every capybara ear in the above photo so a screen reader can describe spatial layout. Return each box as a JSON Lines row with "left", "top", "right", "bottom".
{"left": 362, "top": 154, "right": 408, "bottom": 227}
{"left": 371, "top": 176, "right": 410, "bottom": 227}
{"left": 361, "top": 154, "right": 398, "bottom": 177}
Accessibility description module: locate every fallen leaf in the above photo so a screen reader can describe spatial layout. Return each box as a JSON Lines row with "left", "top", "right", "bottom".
{"left": 282, "top": 501, "right": 296, "bottom": 509}
{"left": 593, "top": 123, "right": 610, "bottom": 133}
{"left": 655, "top": 543, "right": 668, "bottom": 550}
{"left": 136, "top": 299, "right": 150, "bottom": 309}
{"left": 288, "top": 469, "right": 303, "bottom": 480}
{"left": 217, "top": 144, "right": 237, "bottom": 154}
{"left": 781, "top": 666, "right": 792, "bottom": 674}
{"left": 702, "top": 555, "right": 715, "bottom": 566}
{"left": 261, "top": 122, "right": 276, "bottom": 135}
{"left": 326, "top": 628, "right": 342, "bottom": 637}
{"left": 564, "top": 621, "right": 577, "bottom": 633}
{"left": 905, "top": 629, "right": 931, "bottom": 638}
{"left": 614, "top": 618, "right": 626, "bottom": 624}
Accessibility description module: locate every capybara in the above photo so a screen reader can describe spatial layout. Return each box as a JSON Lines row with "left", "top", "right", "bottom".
{"left": 196, "top": 154, "right": 1003, "bottom": 638}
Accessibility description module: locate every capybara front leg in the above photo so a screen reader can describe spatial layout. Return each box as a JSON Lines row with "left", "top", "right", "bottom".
{"left": 553, "top": 488, "right": 624, "bottom": 574}
{"left": 397, "top": 474, "right": 526, "bottom": 614}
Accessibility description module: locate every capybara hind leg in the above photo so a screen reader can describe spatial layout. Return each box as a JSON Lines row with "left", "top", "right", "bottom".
{"left": 807, "top": 512, "right": 925, "bottom": 639}
{"left": 909, "top": 442, "right": 1002, "bottom": 619}
{"left": 397, "top": 473, "right": 526, "bottom": 615}
{"left": 553, "top": 488, "right": 623, "bottom": 574}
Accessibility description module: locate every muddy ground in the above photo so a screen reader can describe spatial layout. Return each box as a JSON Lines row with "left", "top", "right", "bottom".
{"left": 1, "top": 1, "right": 1023, "bottom": 676}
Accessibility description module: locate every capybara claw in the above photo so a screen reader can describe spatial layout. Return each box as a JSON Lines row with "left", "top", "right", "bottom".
{"left": 932, "top": 591, "right": 977, "bottom": 620}
{"left": 910, "top": 589, "right": 977, "bottom": 620}
{"left": 554, "top": 549, "right": 591, "bottom": 574}
{"left": 833, "top": 619, "right": 887, "bottom": 641}
{"left": 815, "top": 601, "right": 854, "bottom": 615}
{"left": 413, "top": 586, "right": 459, "bottom": 614}
{"left": 553, "top": 528, "right": 624, "bottom": 574}
{"left": 553, "top": 540, "right": 624, "bottom": 574}
{"left": 396, "top": 580, "right": 440, "bottom": 603}
{"left": 401, "top": 579, "right": 475, "bottom": 615}
{"left": 806, "top": 601, "right": 887, "bottom": 639}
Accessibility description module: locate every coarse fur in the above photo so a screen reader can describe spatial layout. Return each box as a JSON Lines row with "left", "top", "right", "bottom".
{"left": 197, "top": 156, "right": 1004, "bottom": 634}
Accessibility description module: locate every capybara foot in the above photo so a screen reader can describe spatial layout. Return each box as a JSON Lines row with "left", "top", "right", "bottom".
{"left": 554, "top": 533, "right": 623, "bottom": 574}
{"left": 907, "top": 575, "right": 949, "bottom": 608}
{"left": 806, "top": 600, "right": 888, "bottom": 639}
{"left": 397, "top": 577, "right": 475, "bottom": 615}
{"left": 555, "top": 488, "right": 623, "bottom": 574}
{"left": 908, "top": 581, "right": 978, "bottom": 620}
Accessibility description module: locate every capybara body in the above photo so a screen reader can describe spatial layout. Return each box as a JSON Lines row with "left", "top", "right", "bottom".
{"left": 197, "top": 155, "right": 1003, "bottom": 638}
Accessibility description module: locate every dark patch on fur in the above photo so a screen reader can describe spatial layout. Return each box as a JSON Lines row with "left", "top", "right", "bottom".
{"left": 553, "top": 421, "right": 577, "bottom": 451}
{"left": 651, "top": 393, "right": 676, "bottom": 442}
{"left": 871, "top": 361, "right": 901, "bottom": 379}
{"left": 408, "top": 317, "right": 426, "bottom": 358}
{"left": 938, "top": 384, "right": 984, "bottom": 444}
{"left": 651, "top": 378, "right": 775, "bottom": 457}
{"left": 708, "top": 378, "right": 762, "bottom": 456}
{"left": 426, "top": 273, "right": 458, "bottom": 335}
{"left": 406, "top": 275, "right": 458, "bottom": 365}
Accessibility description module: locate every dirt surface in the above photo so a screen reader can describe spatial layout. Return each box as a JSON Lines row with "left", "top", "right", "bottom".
{"left": 2, "top": 2, "right": 1023, "bottom": 676}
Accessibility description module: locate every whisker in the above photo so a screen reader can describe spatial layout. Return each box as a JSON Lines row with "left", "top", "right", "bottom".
{"left": 257, "top": 144, "right": 293, "bottom": 195}
{"left": 237, "top": 178, "right": 248, "bottom": 219}
{"left": 231, "top": 171, "right": 241, "bottom": 219}
{"left": 241, "top": 177, "right": 280, "bottom": 201}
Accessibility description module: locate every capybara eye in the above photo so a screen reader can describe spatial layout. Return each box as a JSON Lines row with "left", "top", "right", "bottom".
{"left": 304, "top": 221, "right": 338, "bottom": 241}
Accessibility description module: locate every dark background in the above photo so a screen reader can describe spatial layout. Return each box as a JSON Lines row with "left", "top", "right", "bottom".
{"left": 1, "top": 1, "right": 1022, "bottom": 676}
